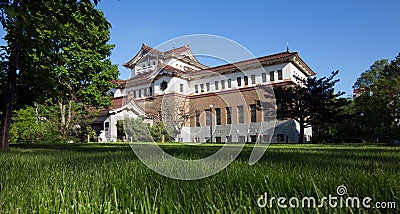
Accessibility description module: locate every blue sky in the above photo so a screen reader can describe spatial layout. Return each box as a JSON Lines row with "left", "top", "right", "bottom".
{"left": 0, "top": 1, "right": 398, "bottom": 97}
{"left": 97, "top": 0, "right": 400, "bottom": 97}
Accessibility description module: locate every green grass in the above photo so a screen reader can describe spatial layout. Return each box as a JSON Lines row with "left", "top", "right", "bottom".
{"left": 0, "top": 143, "right": 399, "bottom": 213}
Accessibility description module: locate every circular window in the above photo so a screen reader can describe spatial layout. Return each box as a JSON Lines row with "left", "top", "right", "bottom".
{"left": 160, "top": 81, "right": 168, "bottom": 91}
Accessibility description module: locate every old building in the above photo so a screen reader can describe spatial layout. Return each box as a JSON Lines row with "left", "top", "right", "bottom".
{"left": 96, "top": 43, "right": 315, "bottom": 143}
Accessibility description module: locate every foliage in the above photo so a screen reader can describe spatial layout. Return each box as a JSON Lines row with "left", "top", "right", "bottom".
{"left": 353, "top": 59, "right": 389, "bottom": 90}
{"left": 0, "top": 143, "right": 399, "bottom": 213}
{"left": 0, "top": 0, "right": 111, "bottom": 151}
{"left": 150, "top": 121, "right": 174, "bottom": 142}
{"left": 352, "top": 53, "right": 400, "bottom": 143}
{"left": 123, "top": 118, "right": 153, "bottom": 142}
{"left": 274, "top": 71, "right": 350, "bottom": 143}
{"left": 72, "top": 124, "right": 97, "bottom": 143}
{"left": 9, "top": 106, "right": 59, "bottom": 143}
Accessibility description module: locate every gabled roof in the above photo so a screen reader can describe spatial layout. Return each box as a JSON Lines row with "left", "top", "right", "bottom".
{"left": 100, "top": 96, "right": 147, "bottom": 118}
{"left": 123, "top": 43, "right": 207, "bottom": 69}
{"left": 124, "top": 64, "right": 187, "bottom": 86}
{"left": 109, "top": 98, "right": 147, "bottom": 118}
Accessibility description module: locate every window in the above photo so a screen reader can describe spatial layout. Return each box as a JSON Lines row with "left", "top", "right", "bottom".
{"left": 278, "top": 70, "right": 283, "bottom": 80}
{"left": 195, "top": 110, "right": 200, "bottom": 127}
{"left": 227, "top": 79, "right": 232, "bottom": 88}
{"left": 105, "top": 122, "right": 109, "bottom": 131}
{"left": 215, "top": 137, "right": 222, "bottom": 143}
{"left": 269, "top": 71, "right": 275, "bottom": 82}
{"left": 226, "top": 107, "right": 232, "bottom": 124}
{"left": 250, "top": 135, "right": 257, "bottom": 143}
{"left": 250, "top": 104, "right": 257, "bottom": 122}
{"left": 195, "top": 85, "right": 198, "bottom": 93}
{"left": 226, "top": 135, "right": 232, "bottom": 143}
{"left": 262, "top": 73, "right": 267, "bottom": 83}
{"left": 237, "top": 77, "right": 242, "bottom": 87}
{"left": 221, "top": 80, "right": 225, "bottom": 90}
{"left": 206, "top": 83, "right": 210, "bottom": 92}
{"left": 160, "top": 81, "right": 168, "bottom": 91}
{"left": 215, "top": 108, "right": 221, "bottom": 125}
{"left": 144, "top": 88, "right": 147, "bottom": 97}
{"left": 238, "top": 136, "right": 246, "bottom": 142}
{"left": 180, "top": 84, "right": 184, "bottom": 93}
{"left": 238, "top": 105, "right": 244, "bottom": 123}
{"left": 263, "top": 135, "right": 270, "bottom": 143}
{"left": 205, "top": 109, "right": 211, "bottom": 126}
{"left": 244, "top": 76, "right": 248, "bottom": 85}
{"left": 138, "top": 89, "right": 142, "bottom": 97}
{"left": 149, "top": 87, "right": 153, "bottom": 96}
{"left": 251, "top": 74, "right": 256, "bottom": 85}
{"left": 277, "top": 134, "right": 285, "bottom": 142}
{"left": 200, "top": 84, "right": 204, "bottom": 93}
{"left": 153, "top": 61, "right": 156, "bottom": 65}
{"left": 263, "top": 108, "right": 269, "bottom": 122}
{"left": 133, "top": 90, "right": 137, "bottom": 98}
{"left": 215, "top": 81, "right": 219, "bottom": 90}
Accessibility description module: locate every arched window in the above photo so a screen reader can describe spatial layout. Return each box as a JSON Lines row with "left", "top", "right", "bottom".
{"left": 160, "top": 81, "right": 168, "bottom": 91}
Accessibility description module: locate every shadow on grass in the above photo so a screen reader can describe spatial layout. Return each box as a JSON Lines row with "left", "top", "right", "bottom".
{"left": 8, "top": 143, "right": 400, "bottom": 172}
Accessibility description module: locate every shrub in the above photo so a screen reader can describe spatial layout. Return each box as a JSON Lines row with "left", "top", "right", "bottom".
{"left": 10, "top": 106, "right": 59, "bottom": 143}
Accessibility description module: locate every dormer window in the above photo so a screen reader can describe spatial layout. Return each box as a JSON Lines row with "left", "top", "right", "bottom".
{"left": 160, "top": 81, "right": 168, "bottom": 91}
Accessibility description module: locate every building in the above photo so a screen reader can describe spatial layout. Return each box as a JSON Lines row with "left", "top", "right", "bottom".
{"left": 94, "top": 43, "right": 315, "bottom": 143}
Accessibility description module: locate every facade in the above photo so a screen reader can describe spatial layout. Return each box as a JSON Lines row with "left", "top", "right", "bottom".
{"left": 95, "top": 44, "right": 315, "bottom": 143}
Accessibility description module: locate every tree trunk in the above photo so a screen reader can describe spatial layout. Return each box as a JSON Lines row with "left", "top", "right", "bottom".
{"left": 59, "top": 101, "right": 66, "bottom": 137}
{"left": 0, "top": 41, "right": 21, "bottom": 151}
{"left": 59, "top": 100, "right": 73, "bottom": 138}
{"left": 299, "top": 121, "right": 305, "bottom": 144}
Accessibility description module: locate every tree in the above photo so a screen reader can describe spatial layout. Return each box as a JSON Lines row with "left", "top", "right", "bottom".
{"left": 123, "top": 118, "right": 153, "bottom": 142}
{"left": 159, "top": 96, "right": 196, "bottom": 139}
{"left": 150, "top": 121, "right": 174, "bottom": 142}
{"left": 29, "top": 6, "right": 118, "bottom": 138}
{"left": 353, "top": 53, "right": 400, "bottom": 143}
{"left": 353, "top": 59, "right": 389, "bottom": 90}
{"left": 274, "top": 71, "right": 349, "bottom": 143}
{"left": 9, "top": 105, "right": 58, "bottom": 143}
{"left": 0, "top": 0, "right": 113, "bottom": 151}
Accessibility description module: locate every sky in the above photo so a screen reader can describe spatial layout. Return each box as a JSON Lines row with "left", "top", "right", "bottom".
{"left": 95, "top": 0, "right": 400, "bottom": 97}
{"left": 1, "top": 1, "right": 398, "bottom": 97}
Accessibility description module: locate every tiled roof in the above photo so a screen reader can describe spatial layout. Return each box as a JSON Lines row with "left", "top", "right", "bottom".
{"left": 141, "top": 44, "right": 163, "bottom": 54}
{"left": 111, "top": 79, "right": 127, "bottom": 85}
{"left": 110, "top": 97, "right": 124, "bottom": 109}
{"left": 123, "top": 44, "right": 191, "bottom": 68}
{"left": 188, "top": 51, "right": 297, "bottom": 76}
{"left": 126, "top": 64, "right": 186, "bottom": 82}
{"left": 160, "top": 64, "right": 186, "bottom": 73}
{"left": 142, "top": 43, "right": 189, "bottom": 55}
{"left": 96, "top": 96, "right": 124, "bottom": 116}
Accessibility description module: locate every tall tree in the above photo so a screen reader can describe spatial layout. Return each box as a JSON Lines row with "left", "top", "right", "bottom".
{"left": 353, "top": 53, "right": 400, "bottom": 143}
{"left": 0, "top": 0, "right": 110, "bottom": 151}
{"left": 274, "top": 71, "right": 349, "bottom": 143}
{"left": 29, "top": 6, "right": 117, "bottom": 138}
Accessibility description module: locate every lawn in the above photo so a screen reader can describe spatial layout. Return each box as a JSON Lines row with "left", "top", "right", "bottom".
{"left": 0, "top": 143, "right": 399, "bottom": 213}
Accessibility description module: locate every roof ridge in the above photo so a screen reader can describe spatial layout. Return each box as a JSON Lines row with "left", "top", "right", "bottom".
{"left": 141, "top": 43, "right": 190, "bottom": 54}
